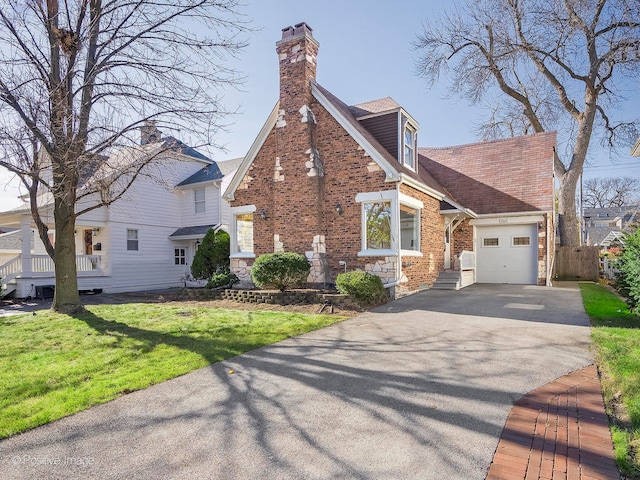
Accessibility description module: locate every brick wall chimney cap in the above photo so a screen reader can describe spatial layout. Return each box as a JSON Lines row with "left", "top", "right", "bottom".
{"left": 280, "top": 22, "right": 313, "bottom": 41}
{"left": 281, "top": 26, "right": 294, "bottom": 39}
{"left": 294, "top": 22, "right": 313, "bottom": 36}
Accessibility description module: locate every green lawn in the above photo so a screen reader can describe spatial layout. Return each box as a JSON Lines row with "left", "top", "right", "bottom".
{"left": 579, "top": 282, "right": 640, "bottom": 478}
{"left": 0, "top": 303, "right": 346, "bottom": 439}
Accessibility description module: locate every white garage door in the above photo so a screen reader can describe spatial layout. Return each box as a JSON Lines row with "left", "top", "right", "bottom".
{"left": 476, "top": 224, "right": 538, "bottom": 284}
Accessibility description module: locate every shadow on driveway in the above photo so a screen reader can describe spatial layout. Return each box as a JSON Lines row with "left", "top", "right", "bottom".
{"left": 0, "top": 284, "right": 593, "bottom": 480}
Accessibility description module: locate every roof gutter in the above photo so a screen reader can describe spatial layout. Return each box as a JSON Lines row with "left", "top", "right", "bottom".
{"left": 397, "top": 173, "right": 445, "bottom": 201}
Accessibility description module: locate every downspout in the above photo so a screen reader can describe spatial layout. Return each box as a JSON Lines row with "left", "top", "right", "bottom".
{"left": 216, "top": 179, "right": 223, "bottom": 230}
{"left": 548, "top": 148, "right": 557, "bottom": 286}
{"left": 392, "top": 182, "right": 402, "bottom": 296}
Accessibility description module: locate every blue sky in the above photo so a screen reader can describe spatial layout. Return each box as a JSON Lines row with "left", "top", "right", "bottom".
{"left": 1, "top": 0, "right": 638, "bottom": 210}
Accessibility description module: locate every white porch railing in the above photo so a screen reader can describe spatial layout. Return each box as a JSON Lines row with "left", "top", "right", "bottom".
{"left": 1, "top": 254, "right": 103, "bottom": 279}
{"left": 31, "top": 254, "right": 103, "bottom": 274}
{"left": 0, "top": 255, "right": 22, "bottom": 284}
{"left": 459, "top": 250, "right": 476, "bottom": 288}
{"left": 459, "top": 250, "right": 476, "bottom": 270}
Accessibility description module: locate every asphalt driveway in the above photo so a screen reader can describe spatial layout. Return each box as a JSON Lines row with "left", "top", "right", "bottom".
{"left": 0, "top": 284, "right": 593, "bottom": 479}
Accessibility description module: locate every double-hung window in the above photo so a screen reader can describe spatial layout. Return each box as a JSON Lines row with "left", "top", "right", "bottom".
{"left": 404, "top": 125, "right": 415, "bottom": 170}
{"left": 194, "top": 188, "right": 205, "bottom": 214}
{"left": 127, "top": 229, "right": 139, "bottom": 251}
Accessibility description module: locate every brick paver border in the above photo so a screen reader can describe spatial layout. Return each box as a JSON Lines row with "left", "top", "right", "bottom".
{"left": 486, "top": 365, "right": 620, "bottom": 480}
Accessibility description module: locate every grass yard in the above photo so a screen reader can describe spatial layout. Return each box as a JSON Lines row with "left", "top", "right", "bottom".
{"left": 579, "top": 282, "right": 640, "bottom": 479}
{"left": 0, "top": 303, "right": 347, "bottom": 439}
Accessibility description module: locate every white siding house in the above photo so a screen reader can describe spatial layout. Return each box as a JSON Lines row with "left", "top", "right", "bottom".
{"left": 0, "top": 127, "right": 236, "bottom": 298}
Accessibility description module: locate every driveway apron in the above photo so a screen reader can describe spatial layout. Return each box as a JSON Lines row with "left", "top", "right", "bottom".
{"left": 0, "top": 284, "right": 593, "bottom": 479}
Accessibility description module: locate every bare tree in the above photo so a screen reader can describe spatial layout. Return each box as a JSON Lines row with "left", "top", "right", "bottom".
{"left": 415, "top": 0, "right": 640, "bottom": 246}
{"left": 0, "top": 0, "right": 247, "bottom": 313}
{"left": 584, "top": 177, "right": 640, "bottom": 208}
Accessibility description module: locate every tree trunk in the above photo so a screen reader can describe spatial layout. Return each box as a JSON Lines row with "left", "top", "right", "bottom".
{"left": 557, "top": 169, "right": 581, "bottom": 247}
{"left": 52, "top": 198, "right": 81, "bottom": 313}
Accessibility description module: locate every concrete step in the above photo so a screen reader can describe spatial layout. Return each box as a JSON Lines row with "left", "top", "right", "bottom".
{"left": 432, "top": 271, "right": 461, "bottom": 290}
{"left": 1, "top": 283, "right": 16, "bottom": 297}
{"left": 432, "top": 283, "right": 459, "bottom": 290}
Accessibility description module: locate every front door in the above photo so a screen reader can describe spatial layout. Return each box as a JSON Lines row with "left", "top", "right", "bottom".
{"left": 444, "top": 226, "right": 451, "bottom": 269}
{"left": 84, "top": 229, "right": 93, "bottom": 255}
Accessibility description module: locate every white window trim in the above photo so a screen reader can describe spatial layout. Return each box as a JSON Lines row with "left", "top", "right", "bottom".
{"left": 126, "top": 228, "right": 139, "bottom": 252}
{"left": 230, "top": 205, "right": 256, "bottom": 259}
{"left": 174, "top": 247, "right": 186, "bottom": 265}
{"left": 398, "top": 192, "right": 423, "bottom": 209}
{"left": 194, "top": 188, "right": 205, "bottom": 214}
{"left": 403, "top": 124, "right": 416, "bottom": 171}
{"left": 355, "top": 191, "right": 425, "bottom": 257}
{"left": 399, "top": 193, "right": 423, "bottom": 256}
{"left": 482, "top": 237, "right": 500, "bottom": 247}
{"left": 511, "top": 236, "right": 531, "bottom": 247}
{"left": 356, "top": 191, "right": 397, "bottom": 256}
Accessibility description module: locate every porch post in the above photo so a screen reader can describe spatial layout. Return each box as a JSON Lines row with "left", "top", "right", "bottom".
{"left": 20, "top": 215, "right": 32, "bottom": 277}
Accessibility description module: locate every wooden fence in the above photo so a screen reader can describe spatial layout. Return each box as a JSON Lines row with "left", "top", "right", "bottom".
{"left": 554, "top": 246, "right": 600, "bottom": 281}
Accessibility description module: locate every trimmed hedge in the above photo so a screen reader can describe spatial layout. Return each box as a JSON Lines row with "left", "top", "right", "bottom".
{"left": 250, "top": 252, "right": 310, "bottom": 292}
{"left": 335, "top": 270, "right": 387, "bottom": 304}
{"left": 206, "top": 270, "right": 239, "bottom": 290}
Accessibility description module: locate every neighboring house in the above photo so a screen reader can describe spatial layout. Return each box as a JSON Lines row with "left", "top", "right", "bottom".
{"left": 222, "top": 23, "right": 555, "bottom": 297}
{"left": 0, "top": 123, "right": 236, "bottom": 298}
{"left": 584, "top": 205, "right": 639, "bottom": 248}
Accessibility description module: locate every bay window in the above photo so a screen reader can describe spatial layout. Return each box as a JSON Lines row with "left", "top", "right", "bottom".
{"left": 356, "top": 191, "right": 423, "bottom": 257}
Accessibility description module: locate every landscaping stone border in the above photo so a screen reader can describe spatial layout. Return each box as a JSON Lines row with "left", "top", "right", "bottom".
{"left": 182, "top": 288, "right": 356, "bottom": 307}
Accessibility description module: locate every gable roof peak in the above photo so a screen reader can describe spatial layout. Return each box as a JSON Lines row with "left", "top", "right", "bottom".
{"left": 350, "top": 97, "right": 401, "bottom": 118}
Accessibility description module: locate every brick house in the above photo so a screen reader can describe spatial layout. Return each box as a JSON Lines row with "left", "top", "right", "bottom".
{"left": 223, "top": 23, "right": 555, "bottom": 297}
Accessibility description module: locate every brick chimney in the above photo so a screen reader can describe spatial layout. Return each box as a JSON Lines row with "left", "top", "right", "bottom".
{"left": 140, "top": 120, "right": 162, "bottom": 145}
{"left": 271, "top": 23, "right": 329, "bottom": 285}
{"left": 276, "top": 22, "right": 318, "bottom": 109}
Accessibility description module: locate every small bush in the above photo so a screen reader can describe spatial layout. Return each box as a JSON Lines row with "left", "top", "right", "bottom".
{"left": 191, "top": 229, "right": 230, "bottom": 280}
{"left": 250, "top": 252, "right": 310, "bottom": 292}
{"left": 335, "top": 270, "right": 387, "bottom": 304}
{"left": 206, "top": 270, "right": 239, "bottom": 290}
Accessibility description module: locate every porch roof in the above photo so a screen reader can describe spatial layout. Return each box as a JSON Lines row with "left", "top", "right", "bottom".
{"left": 169, "top": 224, "right": 219, "bottom": 239}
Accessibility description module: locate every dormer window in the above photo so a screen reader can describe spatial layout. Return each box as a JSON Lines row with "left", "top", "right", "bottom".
{"left": 404, "top": 125, "right": 415, "bottom": 169}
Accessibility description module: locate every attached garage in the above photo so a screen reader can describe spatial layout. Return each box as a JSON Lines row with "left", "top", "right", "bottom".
{"left": 475, "top": 223, "right": 538, "bottom": 284}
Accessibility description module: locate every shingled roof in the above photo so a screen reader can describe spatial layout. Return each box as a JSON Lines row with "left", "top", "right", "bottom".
{"left": 176, "top": 163, "right": 223, "bottom": 187}
{"left": 419, "top": 132, "right": 556, "bottom": 215}
{"left": 313, "top": 83, "right": 449, "bottom": 199}
{"left": 349, "top": 97, "right": 401, "bottom": 118}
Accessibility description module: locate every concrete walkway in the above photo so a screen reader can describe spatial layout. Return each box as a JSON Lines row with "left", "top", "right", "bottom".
{"left": 0, "top": 284, "right": 597, "bottom": 479}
